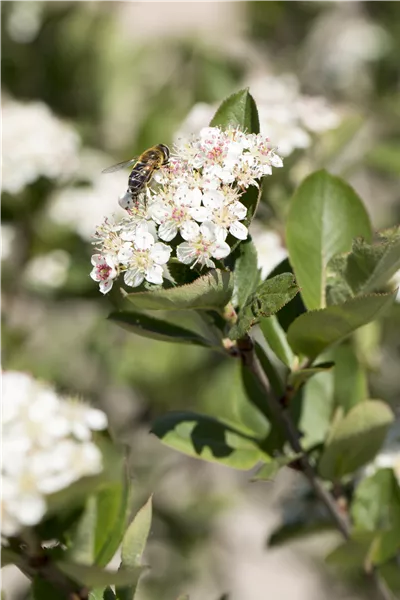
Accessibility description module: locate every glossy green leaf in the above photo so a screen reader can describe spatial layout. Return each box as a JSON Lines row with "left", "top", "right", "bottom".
{"left": 332, "top": 344, "right": 368, "bottom": 412}
{"left": 125, "top": 270, "right": 233, "bottom": 312}
{"left": 325, "top": 533, "right": 374, "bottom": 576}
{"left": 260, "top": 315, "right": 295, "bottom": 368}
{"left": 232, "top": 237, "right": 260, "bottom": 309}
{"left": 318, "top": 400, "right": 394, "bottom": 480}
{"left": 286, "top": 170, "right": 372, "bottom": 310}
{"left": 56, "top": 561, "right": 144, "bottom": 588}
{"left": 116, "top": 497, "right": 152, "bottom": 600}
{"left": 229, "top": 273, "right": 300, "bottom": 340}
{"left": 151, "top": 411, "right": 263, "bottom": 469}
{"left": 287, "top": 292, "right": 396, "bottom": 359}
{"left": 288, "top": 362, "right": 334, "bottom": 390}
{"left": 266, "top": 258, "right": 307, "bottom": 331}
{"left": 109, "top": 311, "right": 212, "bottom": 347}
{"left": 210, "top": 88, "right": 260, "bottom": 133}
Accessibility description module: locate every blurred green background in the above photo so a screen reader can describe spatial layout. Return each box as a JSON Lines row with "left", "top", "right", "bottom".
{"left": 2, "top": 2, "right": 400, "bottom": 599}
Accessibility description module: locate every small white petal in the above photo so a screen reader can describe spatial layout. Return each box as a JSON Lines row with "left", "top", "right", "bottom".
{"left": 189, "top": 206, "right": 211, "bottom": 222}
{"left": 230, "top": 201, "right": 247, "bottom": 220}
{"left": 270, "top": 153, "right": 283, "bottom": 167}
{"left": 124, "top": 269, "right": 144, "bottom": 288}
{"left": 177, "top": 243, "right": 197, "bottom": 265}
{"left": 149, "top": 201, "right": 172, "bottom": 223}
{"left": 84, "top": 408, "right": 108, "bottom": 430}
{"left": 199, "top": 221, "right": 216, "bottom": 241}
{"left": 17, "top": 494, "right": 47, "bottom": 526}
{"left": 211, "top": 240, "right": 231, "bottom": 260}
{"left": 229, "top": 220, "right": 248, "bottom": 240}
{"left": 181, "top": 221, "right": 200, "bottom": 241}
{"left": 146, "top": 264, "right": 163, "bottom": 285}
{"left": 158, "top": 221, "right": 178, "bottom": 242}
{"left": 99, "top": 279, "right": 113, "bottom": 294}
{"left": 202, "top": 190, "right": 224, "bottom": 209}
{"left": 134, "top": 230, "right": 154, "bottom": 251}
{"left": 91, "top": 254, "right": 103, "bottom": 266}
{"left": 150, "top": 242, "right": 171, "bottom": 265}
{"left": 90, "top": 267, "right": 100, "bottom": 282}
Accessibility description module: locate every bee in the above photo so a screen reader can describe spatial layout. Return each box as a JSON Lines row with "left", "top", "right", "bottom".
{"left": 102, "top": 144, "right": 170, "bottom": 210}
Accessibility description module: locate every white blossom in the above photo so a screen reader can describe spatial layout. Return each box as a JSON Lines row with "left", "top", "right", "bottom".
{"left": 176, "top": 74, "right": 340, "bottom": 158}
{"left": 177, "top": 221, "right": 230, "bottom": 269}
{"left": 91, "top": 126, "right": 282, "bottom": 290}
{"left": 1, "top": 371, "right": 108, "bottom": 538}
{"left": 2, "top": 98, "right": 80, "bottom": 195}
{"left": 90, "top": 254, "right": 119, "bottom": 295}
{"left": 23, "top": 250, "right": 71, "bottom": 289}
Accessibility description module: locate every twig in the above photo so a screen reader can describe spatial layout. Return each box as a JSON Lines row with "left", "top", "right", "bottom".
{"left": 237, "top": 335, "right": 394, "bottom": 600}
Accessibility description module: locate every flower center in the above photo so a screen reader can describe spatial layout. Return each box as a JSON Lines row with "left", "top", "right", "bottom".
{"left": 130, "top": 249, "right": 151, "bottom": 272}
{"left": 171, "top": 206, "right": 188, "bottom": 223}
{"left": 97, "top": 263, "right": 112, "bottom": 281}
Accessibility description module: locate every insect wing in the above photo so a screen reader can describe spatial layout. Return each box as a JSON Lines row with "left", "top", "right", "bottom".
{"left": 102, "top": 157, "right": 138, "bottom": 174}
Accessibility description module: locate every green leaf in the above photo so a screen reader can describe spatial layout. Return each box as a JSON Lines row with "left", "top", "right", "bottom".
{"left": 288, "top": 362, "right": 334, "bottom": 390}
{"left": 109, "top": 311, "right": 212, "bottom": 347}
{"left": 68, "top": 481, "right": 130, "bottom": 567}
{"left": 94, "top": 481, "right": 130, "bottom": 567}
{"left": 325, "top": 532, "right": 374, "bottom": 576}
{"left": 121, "top": 497, "right": 152, "bottom": 567}
{"left": 151, "top": 412, "right": 263, "bottom": 469}
{"left": 125, "top": 269, "right": 233, "bottom": 312}
{"left": 252, "top": 454, "right": 302, "bottom": 482}
{"left": 210, "top": 88, "right": 260, "bottom": 133}
{"left": 298, "top": 369, "right": 335, "bottom": 449}
{"left": 56, "top": 561, "right": 144, "bottom": 588}
{"left": 318, "top": 400, "right": 394, "bottom": 480}
{"left": 286, "top": 170, "right": 372, "bottom": 310}
{"left": 351, "top": 469, "right": 400, "bottom": 564}
{"left": 260, "top": 315, "right": 295, "bottom": 368}
{"left": 268, "top": 520, "right": 334, "bottom": 547}
{"left": 116, "top": 497, "right": 152, "bottom": 600}
{"left": 232, "top": 237, "right": 260, "bottom": 309}
{"left": 338, "top": 227, "right": 400, "bottom": 296}
{"left": 266, "top": 258, "right": 307, "bottom": 331}
{"left": 287, "top": 292, "right": 396, "bottom": 359}
{"left": 229, "top": 273, "right": 300, "bottom": 340}
{"left": 332, "top": 344, "right": 368, "bottom": 412}
{"left": 378, "top": 561, "right": 400, "bottom": 595}
{"left": 104, "top": 588, "right": 117, "bottom": 600}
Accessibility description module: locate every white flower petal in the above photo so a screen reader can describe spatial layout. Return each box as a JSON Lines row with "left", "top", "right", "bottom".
{"left": 99, "top": 279, "right": 113, "bottom": 294}
{"left": 91, "top": 254, "right": 103, "bottom": 266}
{"left": 146, "top": 264, "right": 163, "bottom": 285}
{"left": 202, "top": 190, "right": 225, "bottom": 209}
{"left": 150, "top": 242, "right": 171, "bottom": 265}
{"left": 181, "top": 220, "right": 200, "bottom": 241}
{"left": 134, "top": 230, "right": 154, "bottom": 251}
{"left": 230, "top": 201, "right": 247, "bottom": 220}
{"left": 124, "top": 269, "right": 144, "bottom": 288}
{"left": 177, "top": 243, "right": 197, "bottom": 265}
{"left": 229, "top": 220, "right": 248, "bottom": 240}
{"left": 211, "top": 240, "right": 231, "bottom": 260}
{"left": 158, "top": 221, "right": 178, "bottom": 242}
{"left": 189, "top": 206, "right": 211, "bottom": 222}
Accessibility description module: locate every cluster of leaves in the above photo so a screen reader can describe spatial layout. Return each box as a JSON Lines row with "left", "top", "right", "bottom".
{"left": 107, "top": 91, "right": 400, "bottom": 595}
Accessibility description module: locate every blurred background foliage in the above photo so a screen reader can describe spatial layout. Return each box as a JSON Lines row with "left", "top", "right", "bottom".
{"left": 2, "top": 2, "right": 400, "bottom": 599}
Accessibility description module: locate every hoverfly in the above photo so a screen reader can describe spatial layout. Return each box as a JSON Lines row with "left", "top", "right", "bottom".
{"left": 102, "top": 143, "right": 170, "bottom": 210}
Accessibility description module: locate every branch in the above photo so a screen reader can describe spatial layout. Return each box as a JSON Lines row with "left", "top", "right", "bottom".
{"left": 237, "top": 335, "right": 394, "bottom": 600}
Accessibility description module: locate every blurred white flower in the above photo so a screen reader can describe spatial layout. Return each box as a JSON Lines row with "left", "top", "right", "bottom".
{"left": 23, "top": 250, "right": 71, "bottom": 289}
{"left": 176, "top": 75, "right": 340, "bottom": 158}
{"left": 2, "top": 98, "right": 80, "bottom": 195}
{"left": 48, "top": 149, "right": 127, "bottom": 241}
{"left": 250, "top": 223, "right": 287, "bottom": 280}
{"left": 6, "top": 1, "right": 43, "bottom": 43}
{"left": 1, "top": 224, "right": 17, "bottom": 261}
{"left": 1, "top": 371, "right": 108, "bottom": 537}
{"left": 303, "top": 6, "right": 390, "bottom": 93}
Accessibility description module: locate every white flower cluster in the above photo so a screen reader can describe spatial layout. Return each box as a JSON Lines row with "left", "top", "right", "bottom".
{"left": 176, "top": 75, "right": 340, "bottom": 158}
{"left": 91, "top": 126, "right": 283, "bottom": 294}
{"left": 2, "top": 98, "right": 80, "bottom": 195}
{"left": 2, "top": 371, "right": 108, "bottom": 538}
